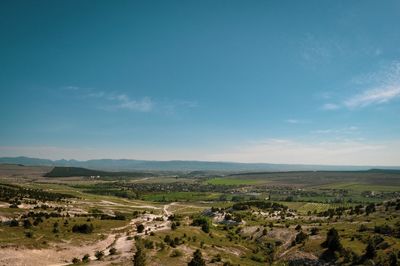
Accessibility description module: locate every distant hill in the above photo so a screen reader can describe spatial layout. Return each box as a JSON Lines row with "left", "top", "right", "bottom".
{"left": 1, "top": 156, "right": 399, "bottom": 172}
{"left": 44, "top": 166, "right": 154, "bottom": 178}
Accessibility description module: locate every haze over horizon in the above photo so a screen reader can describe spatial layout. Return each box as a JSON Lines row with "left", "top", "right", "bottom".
{"left": 1, "top": 1, "right": 400, "bottom": 166}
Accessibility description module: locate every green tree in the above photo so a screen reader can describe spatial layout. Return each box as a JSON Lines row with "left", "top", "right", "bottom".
{"left": 201, "top": 223, "right": 210, "bottom": 233}
{"left": 321, "top": 228, "right": 342, "bottom": 252}
{"left": 23, "top": 219, "right": 32, "bottom": 229}
{"left": 188, "top": 249, "right": 206, "bottom": 266}
{"left": 364, "top": 242, "right": 376, "bottom": 260}
{"left": 95, "top": 250, "right": 104, "bottom": 260}
{"left": 82, "top": 254, "right": 90, "bottom": 263}
{"left": 137, "top": 224, "right": 145, "bottom": 233}
{"left": 388, "top": 252, "right": 398, "bottom": 266}
{"left": 133, "top": 239, "right": 146, "bottom": 266}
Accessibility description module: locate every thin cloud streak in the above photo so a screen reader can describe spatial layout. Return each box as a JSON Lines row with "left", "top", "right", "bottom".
{"left": 109, "top": 94, "right": 154, "bottom": 112}
{"left": 63, "top": 86, "right": 196, "bottom": 113}
{"left": 321, "top": 61, "right": 400, "bottom": 110}
{"left": 344, "top": 86, "right": 400, "bottom": 108}
{"left": 322, "top": 103, "right": 340, "bottom": 110}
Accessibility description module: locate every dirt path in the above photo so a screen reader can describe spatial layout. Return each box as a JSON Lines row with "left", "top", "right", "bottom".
{"left": 0, "top": 202, "right": 177, "bottom": 266}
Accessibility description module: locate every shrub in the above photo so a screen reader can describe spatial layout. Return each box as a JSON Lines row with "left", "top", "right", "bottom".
{"left": 114, "top": 212, "right": 126, "bottom": 220}
{"left": 295, "top": 231, "right": 308, "bottom": 244}
{"left": 109, "top": 247, "right": 117, "bottom": 255}
{"left": 25, "top": 231, "right": 33, "bottom": 238}
{"left": 137, "top": 224, "right": 145, "bottom": 233}
{"left": 170, "top": 249, "right": 183, "bottom": 257}
{"left": 310, "top": 227, "right": 319, "bottom": 235}
{"left": 321, "top": 228, "right": 342, "bottom": 252}
{"left": 95, "top": 250, "right": 104, "bottom": 260}
{"left": 188, "top": 249, "right": 206, "bottom": 266}
{"left": 72, "top": 223, "right": 93, "bottom": 234}
{"left": 9, "top": 219, "right": 19, "bottom": 227}
{"left": 23, "top": 219, "right": 32, "bottom": 229}
{"left": 82, "top": 254, "right": 90, "bottom": 263}
{"left": 133, "top": 239, "right": 146, "bottom": 266}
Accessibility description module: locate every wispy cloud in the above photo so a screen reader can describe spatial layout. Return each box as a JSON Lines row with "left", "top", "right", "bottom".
{"left": 321, "top": 103, "right": 340, "bottom": 110}
{"left": 108, "top": 94, "right": 153, "bottom": 112}
{"left": 285, "top": 119, "right": 310, "bottom": 124}
{"left": 322, "top": 61, "right": 400, "bottom": 110}
{"left": 311, "top": 126, "right": 358, "bottom": 135}
{"left": 300, "top": 34, "right": 345, "bottom": 66}
{"left": 344, "top": 86, "right": 400, "bottom": 108}
{"left": 285, "top": 119, "right": 300, "bottom": 124}
{"left": 63, "top": 86, "right": 196, "bottom": 114}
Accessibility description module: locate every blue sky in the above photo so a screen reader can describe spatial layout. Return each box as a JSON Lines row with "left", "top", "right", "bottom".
{"left": 1, "top": 0, "right": 400, "bottom": 165}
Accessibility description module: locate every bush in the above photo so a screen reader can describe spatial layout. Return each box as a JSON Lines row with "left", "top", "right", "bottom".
{"left": 310, "top": 227, "right": 319, "bottom": 235}
{"left": 321, "top": 228, "right": 342, "bottom": 252}
{"left": 171, "top": 222, "right": 177, "bottom": 230}
{"left": 25, "top": 231, "right": 33, "bottom": 238}
{"left": 137, "top": 224, "right": 145, "bottom": 233}
{"left": 188, "top": 249, "right": 206, "bottom": 266}
{"left": 201, "top": 223, "right": 210, "bottom": 233}
{"left": 95, "top": 250, "right": 104, "bottom": 260}
{"left": 192, "top": 216, "right": 210, "bottom": 233}
{"left": 23, "top": 219, "right": 32, "bottom": 229}
{"left": 250, "top": 254, "right": 264, "bottom": 262}
{"left": 170, "top": 249, "right": 183, "bottom": 257}
{"left": 114, "top": 212, "right": 126, "bottom": 220}
{"left": 143, "top": 239, "right": 154, "bottom": 249}
{"left": 82, "top": 254, "right": 90, "bottom": 263}
{"left": 295, "top": 231, "right": 308, "bottom": 244}
{"left": 9, "top": 219, "right": 19, "bottom": 227}
{"left": 72, "top": 257, "right": 80, "bottom": 264}
{"left": 72, "top": 223, "right": 94, "bottom": 234}
{"left": 133, "top": 239, "right": 146, "bottom": 266}
{"left": 109, "top": 247, "right": 117, "bottom": 255}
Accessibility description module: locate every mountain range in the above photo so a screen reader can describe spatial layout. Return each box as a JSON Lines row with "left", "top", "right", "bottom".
{"left": 1, "top": 156, "right": 400, "bottom": 172}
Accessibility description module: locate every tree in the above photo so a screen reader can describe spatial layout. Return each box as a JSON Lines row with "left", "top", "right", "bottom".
{"left": 72, "top": 223, "right": 93, "bottom": 234}
{"left": 365, "top": 203, "right": 376, "bottom": 216}
{"left": 82, "top": 254, "right": 90, "bottom": 263}
{"left": 95, "top": 250, "right": 104, "bottom": 260}
{"left": 321, "top": 228, "right": 342, "bottom": 252}
{"left": 171, "top": 222, "right": 177, "bottom": 230}
{"left": 133, "top": 239, "right": 146, "bottom": 266}
{"left": 9, "top": 219, "right": 19, "bottom": 227}
{"left": 263, "top": 242, "right": 276, "bottom": 265}
{"left": 109, "top": 247, "right": 117, "bottom": 255}
{"left": 388, "top": 252, "right": 398, "bottom": 266}
{"left": 310, "top": 227, "right": 319, "bottom": 235}
{"left": 137, "top": 224, "right": 145, "bottom": 233}
{"left": 23, "top": 219, "right": 32, "bottom": 229}
{"left": 201, "top": 223, "right": 210, "bottom": 233}
{"left": 364, "top": 242, "right": 376, "bottom": 260}
{"left": 294, "top": 231, "right": 308, "bottom": 244}
{"left": 188, "top": 249, "right": 206, "bottom": 266}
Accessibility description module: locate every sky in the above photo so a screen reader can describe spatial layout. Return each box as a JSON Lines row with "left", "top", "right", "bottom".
{"left": 1, "top": 0, "right": 400, "bottom": 166}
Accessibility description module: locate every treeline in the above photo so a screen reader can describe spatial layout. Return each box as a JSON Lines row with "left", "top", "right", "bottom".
{"left": 121, "top": 182, "right": 239, "bottom": 193}
{"left": 44, "top": 166, "right": 154, "bottom": 178}
{"left": 0, "top": 183, "right": 74, "bottom": 203}
{"left": 78, "top": 182, "right": 239, "bottom": 200}
{"left": 232, "top": 201, "right": 288, "bottom": 211}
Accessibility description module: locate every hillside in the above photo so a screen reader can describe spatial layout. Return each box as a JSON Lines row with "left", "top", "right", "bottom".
{"left": 43, "top": 166, "right": 154, "bottom": 178}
